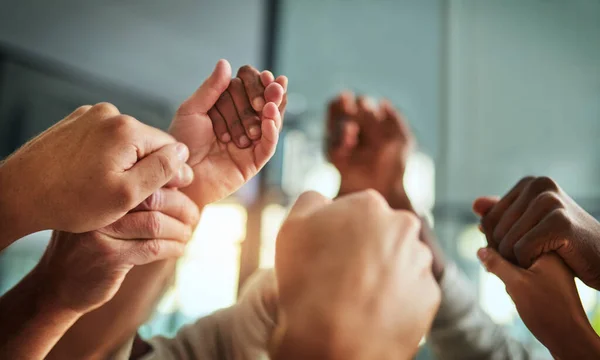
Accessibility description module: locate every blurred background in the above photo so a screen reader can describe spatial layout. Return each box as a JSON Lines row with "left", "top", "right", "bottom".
{"left": 0, "top": 0, "right": 599, "bottom": 358}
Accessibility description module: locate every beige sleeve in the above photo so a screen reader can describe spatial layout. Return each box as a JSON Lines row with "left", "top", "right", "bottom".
{"left": 112, "top": 269, "right": 277, "bottom": 360}
{"left": 428, "top": 263, "right": 533, "bottom": 360}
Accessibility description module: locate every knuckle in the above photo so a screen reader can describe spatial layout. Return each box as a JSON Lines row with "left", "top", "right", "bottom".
{"left": 108, "top": 115, "right": 138, "bottom": 137}
{"left": 534, "top": 191, "right": 563, "bottom": 210}
{"left": 398, "top": 210, "right": 421, "bottom": 232}
{"left": 237, "top": 65, "right": 255, "bottom": 77}
{"left": 360, "top": 189, "right": 387, "bottom": 207}
{"left": 516, "top": 176, "right": 536, "bottom": 188}
{"left": 114, "top": 182, "right": 138, "bottom": 210}
{"left": 549, "top": 208, "right": 571, "bottom": 229}
{"left": 144, "top": 239, "right": 162, "bottom": 257}
{"left": 90, "top": 102, "right": 120, "bottom": 116}
{"left": 146, "top": 212, "right": 163, "bottom": 237}
{"left": 530, "top": 176, "right": 559, "bottom": 193}
{"left": 155, "top": 152, "right": 177, "bottom": 179}
{"left": 142, "top": 190, "right": 163, "bottom": 210}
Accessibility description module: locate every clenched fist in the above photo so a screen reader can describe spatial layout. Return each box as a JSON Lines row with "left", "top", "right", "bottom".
{"left": 0, "top": 103, "right": 193, "bottom": 247}
{"left": 271, "top": 190, "right": 440, "bottom": 360}
{"left": 474, "top": 176, "right": 600, "bottom": 290}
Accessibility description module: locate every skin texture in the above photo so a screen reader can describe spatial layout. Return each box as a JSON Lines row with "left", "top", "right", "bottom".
{"left": 271, "top": 190, "right": 441, "bottom": 360}
{"left": 474, "top": 176, "right": 600, "bottom": 290}
{"left": 47, "top": 62, "right": 288, "bottom": 359}
{"left": 0, "top": 103, "right": 192, "bottom": 249}
{"left": 478, "top": 249, "right": 600, "bottom": 359}
{"left": 325, "top": 92, "right": 445, "bottom": 279}
{"left": 0, "top": 187, "right": 199, "bottom": 360}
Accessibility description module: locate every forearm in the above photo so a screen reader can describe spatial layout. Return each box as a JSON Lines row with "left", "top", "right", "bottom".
{"left": 548, "top": 321, "right": 600, "bottom": 360}
{"left": 0, "top": 267, "right": 81, "bottom": 359}
{"left": 47, "top": 259, "right": 177, "bottom": 359}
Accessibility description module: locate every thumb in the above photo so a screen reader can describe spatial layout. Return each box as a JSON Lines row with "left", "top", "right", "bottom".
{"left": 177, "top": 59, "right": 232, "bottom": 115}
{"left": 477, "top": 247, "right": 523, "bottom": 287}
{"left": 124, "top": 143, "right": 189, "bottom": 204}
{"left": 473, "top": 196, "right": 500, "bottom": 217}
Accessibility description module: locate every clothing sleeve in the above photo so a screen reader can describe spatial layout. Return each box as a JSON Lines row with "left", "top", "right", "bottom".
{"left": 114, "top": 269, "right": 277, "bottom": 360}
{"left": 428, "top": 263, "right": 533, "bottom": 360}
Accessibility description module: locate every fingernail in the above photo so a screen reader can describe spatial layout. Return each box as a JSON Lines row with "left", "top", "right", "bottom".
{"left": 249, "top": 125, "right": 261, "bottom": 138}
{"left": 176, "top": 143, "right": 189, "bottom": 162}
{"left": 253, "top": 97, "right": 265, "bottom": 111}
{"left": 239, "top": 135, "right": 250, "bottom": 147}
{"left": 477, "top": 248, "right": 489, "bottom": 261}
{"left": 221, "top": 133, "right": 231, "bottom": 143}
{"left": 184, "top": 227, "right": 193, "bottom": 240}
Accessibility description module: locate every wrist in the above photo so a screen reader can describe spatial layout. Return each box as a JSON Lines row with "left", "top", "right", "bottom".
{"left": 272, "top": 308, "right": 411, "bottom": 360}
{"left": 0, "top": 160, "right": 40, "bottom": 248}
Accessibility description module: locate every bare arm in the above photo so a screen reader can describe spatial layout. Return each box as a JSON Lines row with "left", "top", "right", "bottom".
{"left": 0, "top": 267, "right": 81, "bottom": 359}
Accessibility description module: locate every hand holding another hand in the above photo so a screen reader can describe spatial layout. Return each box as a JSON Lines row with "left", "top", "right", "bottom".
{"left": 169, "top": 60, "right": 287, "bottom": 207}
{"left": 33, "top": 187, "right": 199, "bottom": 315}
{"left": 478, "top": 248, "right": 600, "bottom": 359}
{"left": 474, "top": 176, "right": 600, "bottom": 290}
{"left": 0, "top": 103, "right": 193, "bottom": 246}
{"left": 271, "top": 190, "right": 440, "bottom": 360}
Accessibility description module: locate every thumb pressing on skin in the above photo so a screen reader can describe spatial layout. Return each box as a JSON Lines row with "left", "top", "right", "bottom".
{"left": 478, "top": 247, "right": 523, "bottom": 289}
{"left": 473, "top": 196, "right": 500, "bottom": 217}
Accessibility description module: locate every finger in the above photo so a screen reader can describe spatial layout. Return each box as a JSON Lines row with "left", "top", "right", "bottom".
{"left": 264, "top": 82, "right": 285, "bottom": 109}
{"left": 473, "top": 196, "right": 500, "bottom": 217}
{"left": 501, "top": 192, "right": 563, "bottom": 261}
{"left": 103, "top": 211, "right": 192, "bottom": 242}
{"left": 260, "top": 70, "right": 275, "bottom": 86}
{"left": 254, "top": 102, "right": 280, "bottom": 166}
{"left": 288, "top": 191, "right": 331, "bottom": 219}
{"left": 493, "top": 188, "right": 542, "bottom": 254}
{"left": 178, "top": 59, "right": 232, "bottom": 115}
{"left": 121, "top": 239, "right": 187, "bottom": 266}
{"left": 228, "top": 78, "right": 262, "bottom": 140}
{"left": 356, "top": 96, "right": 380, "bottom": 126}
{"left": 481, "top": 177, "right": 535, "bottom": 248}
{"left": 131, "top": 188, "right": 201, "bottom": 227}
{"left": 132, "top": 120, "right": 180, "bottom": 159}
{"left": 477, "top": 247, "right": 524, "bottom": 288}
{"left": 513, "top": 209, "right": 566, "bottom": 268}
{"left": 164, "top": 164, "right": 194, "bottom": 188}
{"left": 237, "top": 65, "right": 266, "bottom": 112}
{"left": 275, "top": 75, "right": 288, "bottom": 118}
{"left": 124, "top": 143, "right": 189, "bottom": 205}
{"left": 380, "top": 100, "right": 411, "bottom": 136}
{"left": 494, "top": 178, "right": 561, "bottom": 249}
{"left": 216, "top": 90, "right": 250, "bottom": 148}
{"left": 208, "top": 106, "right": 231, "bottom": 143}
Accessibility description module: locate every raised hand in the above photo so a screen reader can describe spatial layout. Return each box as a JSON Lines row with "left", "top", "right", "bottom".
{"left": 0, "top": 103, "right": 192, "bottom": 247}
{"left": 478, "top": 248, "right": 600, "bottom": 359}
{"left": 271, "top": 190, "right": 440, "bottom": 360}
{"left": 326, "top": 92, "right": 414, "bottom": 203}
{"left": 169, "top": 60, "right": 287, "bottom": 206}
{"left": 474, "top": 176, "right": 600, "bottom": 290}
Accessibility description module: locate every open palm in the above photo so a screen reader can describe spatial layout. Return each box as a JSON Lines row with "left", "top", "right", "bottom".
{"left": 169, "top": 60, "right": 282, "bottom": 207}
